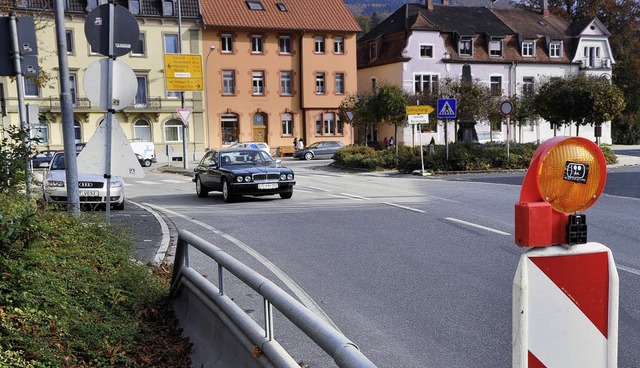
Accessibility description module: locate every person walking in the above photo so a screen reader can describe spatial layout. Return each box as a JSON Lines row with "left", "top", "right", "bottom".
{"left": 389, "top": 136, "right": 395, "bottom": 147}
{"left": 297, "top": 138, "right": 304, "bottom": 150}
{"left": 293, "top": 137, "right": 298, "bottom": 149}
{"left": 383, "top": 137, "right": 389, "bottom": 149}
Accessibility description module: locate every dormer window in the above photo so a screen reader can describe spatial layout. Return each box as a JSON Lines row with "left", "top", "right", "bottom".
{"left": 129, "top": 0, "right": 140, "bottom": 14}
{"left": 276, "top": 2, "right": 287, "bottom": 11}
{"left": 246, "top": 0, "right": 264, "bottom": 10}
{"left": 549, "top": 41, "right": 562, "bottom": 58}
{"left": 488, "top": 39, "right": 503, "bottom": 57}
{"left": 459, "top": 39, "right": 472, "bottom": 57}
{"left": 162, "top": 0, "right": 173, "bottom": 15}
{"left": 86, "top": 0, "right": 98, "bottom": 11}
{"left": 522, "top": 40, "right": 535, "bottom": 57}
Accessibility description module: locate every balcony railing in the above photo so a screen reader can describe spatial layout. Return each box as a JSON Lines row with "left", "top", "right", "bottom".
{"left": 579, "top": 57, "right": 612, "bottom": 70}
{"left": 38, "top": 96, "right": 196, "bottom": 112}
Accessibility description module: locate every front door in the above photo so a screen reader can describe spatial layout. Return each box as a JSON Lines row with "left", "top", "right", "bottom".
{"left": 253, "top": 113, "right": 267, "bottom": 142}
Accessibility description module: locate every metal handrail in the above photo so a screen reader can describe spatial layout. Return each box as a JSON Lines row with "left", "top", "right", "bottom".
{"left": 170, "top": 229, "right": 377, "bottom": 368}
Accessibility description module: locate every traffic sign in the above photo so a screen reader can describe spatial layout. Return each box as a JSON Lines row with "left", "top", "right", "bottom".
{"left": 83, "top": 59, "right": 138, "bottom": 110}
{"left": 406, "top": 105, "right": 434, "bottom": 115}
{"left": 84, "top": 4, "right": 140, "bottom": 58}
{"left": 408, "top": 114, "right": 429, "bottom": 125}
{"left": 177, "top": 108, "right": 192, "bottom": 126}
{"left": 500, "top": 100, "right": 514, "bottom": 116}
{"left": 437, "top": 98, "right": 457, "bottom": 119}
{"left": 164, "top": 54, "right": 203, "bottom": 91}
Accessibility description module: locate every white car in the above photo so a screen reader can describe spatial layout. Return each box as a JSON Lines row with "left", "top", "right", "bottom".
{"left": 230, "top": 142, "right": 271, "bottom": 154}
{"left": 43, "top": 152, "right": 125, "bottom": 210}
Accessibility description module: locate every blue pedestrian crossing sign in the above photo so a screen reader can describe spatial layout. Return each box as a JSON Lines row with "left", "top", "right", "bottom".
{"left": 437, "top": 98, "right": 457, "bottom": 119}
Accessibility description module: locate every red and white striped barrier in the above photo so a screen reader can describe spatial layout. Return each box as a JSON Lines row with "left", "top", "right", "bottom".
{"left": 513, "top": 242, "right": 619, "bottom": 368}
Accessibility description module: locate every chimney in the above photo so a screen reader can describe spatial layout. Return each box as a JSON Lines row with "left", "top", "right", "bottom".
{"left": 427, "top": 0, "right": 434, "bottom": 11}
{"left": 542, "top": 0, "right": 549, "bottom": 16}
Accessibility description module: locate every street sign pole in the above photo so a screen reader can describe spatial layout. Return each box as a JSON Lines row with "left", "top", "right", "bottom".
{"left": 177, "top": 0, "right": 188, "bottom": 169}
{"left": 445, "top": 118, "right": 449, "bottom": 161}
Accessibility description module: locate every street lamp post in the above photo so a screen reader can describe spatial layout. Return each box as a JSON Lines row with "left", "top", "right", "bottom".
{"left": 204, "top": 45, "right": 215, "bottom": 150}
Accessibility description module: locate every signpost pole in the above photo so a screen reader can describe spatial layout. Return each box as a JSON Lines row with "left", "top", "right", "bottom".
{"left": 177, "top": 0, "right": 188, "bottom": 169}
{"left": 445, "top": 118, "right": 449, "bottom": 161}
{"left": 102, "top": 1, "right": 117, "bottom": 219}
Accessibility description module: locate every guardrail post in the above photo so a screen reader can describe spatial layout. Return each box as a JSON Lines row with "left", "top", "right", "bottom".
{"left": 264, "top": 298, "right": 274, "bottom": 341}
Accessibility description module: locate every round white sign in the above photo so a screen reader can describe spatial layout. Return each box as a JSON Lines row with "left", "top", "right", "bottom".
{"left": 83, "top": 59, "right": 137, "bottom": 110}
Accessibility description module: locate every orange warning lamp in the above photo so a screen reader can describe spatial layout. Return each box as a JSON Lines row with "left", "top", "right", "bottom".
{"left": 515, "top": 136, "right": 607, "bottom": 247}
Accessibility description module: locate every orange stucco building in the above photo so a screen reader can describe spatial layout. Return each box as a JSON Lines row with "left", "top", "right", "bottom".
{"left": 200, "top": 0, "right": 361, "bottom": 153}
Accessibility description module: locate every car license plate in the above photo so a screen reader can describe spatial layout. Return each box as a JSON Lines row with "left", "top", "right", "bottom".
{"left": 80, "top": 190, "right": 99, "bottom": 197}
{"left": 258, "top": 183, "right": 278, "bottom": 190}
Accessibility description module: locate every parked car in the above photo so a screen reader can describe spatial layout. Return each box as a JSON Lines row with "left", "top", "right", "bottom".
{"left": 193, "top": 148, "right": 295, "bottom": 202}
{"left": 477, "top": 131, "right": 505, "bottom": 144}
{"left": 42, "top": 152, "right": 125, "bottom": 210}
{"left": 130, "top": 141, "right": 156, "bottom": 167}
{"left": 230, "top": 142, "right": 271, "bottom": 154}
{"left": 136, "top": 153, "right": 154, "bottom": 167}
{"left": 293, "top": 141, "right": 345, "bottom": 160}
{"left": 31, "top": 149, "right": 58, "bottom": 168}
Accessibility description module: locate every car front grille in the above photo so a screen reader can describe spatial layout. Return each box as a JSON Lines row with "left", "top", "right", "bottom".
{"left": 252, "top": 173, "right": 281, "bottom": 182}
{"left": 78, "top": 181, "right": 104, "bottom": 189}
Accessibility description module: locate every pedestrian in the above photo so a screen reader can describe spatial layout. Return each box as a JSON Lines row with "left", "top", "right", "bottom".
{"left": 297, "top": 138, "right": 304, "bottom": 150}
{"left": 383, "top": 137, "right": 389, "bottom": 149}
{"left": 293, "top": 137, "right": 298, "bottom": 149}
{"left": 389, "top": 136, "right": 395, "bottom": 147}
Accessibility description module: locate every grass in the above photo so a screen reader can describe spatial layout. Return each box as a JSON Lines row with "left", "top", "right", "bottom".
{"left": 0, "top": 193, "right": 191, "bottom": 367}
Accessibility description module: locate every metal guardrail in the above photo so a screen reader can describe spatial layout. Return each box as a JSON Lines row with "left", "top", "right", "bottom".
{"left": 170, "top": 230, "right": 377, "bottom": 368}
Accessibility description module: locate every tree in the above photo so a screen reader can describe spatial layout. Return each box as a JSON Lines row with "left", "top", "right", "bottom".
{"left": 439, "top": 77, "right": 497, "bottom": 142}
{"left": 338, "top": 83, "right": 408, "bottom": 149}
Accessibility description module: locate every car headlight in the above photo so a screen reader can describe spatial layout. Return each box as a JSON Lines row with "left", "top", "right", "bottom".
{"left": 110, "top": 180, "right": 123, "bottom": 188}
{"left": 280, "top": 174, "right": 287, "bottom": 181}
{"left": 46, "top": 180, "right": 65, "bottom": 188}
{"left": 236, "top": 176, "right": 243, "bottom": 183}
{"left": 244, "top": 175, "right": 252, "bottom": 182}
{"left": 287, "top": 173, "right": 293, "bottom": 180}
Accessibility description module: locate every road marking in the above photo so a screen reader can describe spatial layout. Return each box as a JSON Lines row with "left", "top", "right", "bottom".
{"left": 445, "top": 217, "right": 511, "bottom": 235}
{"left": 383, "top": 202, "right": 426, "bottom": 213}
{"left": 429, "top": 195, "right": 462, "bottom": 204}
{"left": 329, "top": 193, "right": 364, "bottom": 201}
{"left": 130, "top": 201, "right": 170, "bottom": 266}
{"left": 143, "top": 203, "right": 341, "bottom": 332}
{"left": 305, "top": 185, "right": 331, "bottom": 192}
{"left": 134, "top": 180, "right": 160, "bottom": 185}
{"left": 617, "top": 264, "right": 640, "bottom": 276}
{"left": 339, "top": 193, "right": 370, "bottom": 200}
{"left": 162, "top": 179, "right": 191, "bottom": 183}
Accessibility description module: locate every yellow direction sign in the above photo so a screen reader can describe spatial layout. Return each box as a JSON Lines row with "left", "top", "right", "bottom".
{"left": 164, "top": 54, "right": 203, "bottom": 91}
{"left": 406, "top": 105, "right": 434, "bottom": 115}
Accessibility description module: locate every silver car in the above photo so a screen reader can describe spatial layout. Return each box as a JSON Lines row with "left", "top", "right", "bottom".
{"left": 43, "top": 152, "right": 125, "bottom": 210}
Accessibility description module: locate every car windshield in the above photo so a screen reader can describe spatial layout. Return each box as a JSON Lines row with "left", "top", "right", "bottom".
{"left": 220, "top": 149, "right": 275, "bottom": 166}
{"left": 49, "top": 152, "right": 79, "bottom": 170}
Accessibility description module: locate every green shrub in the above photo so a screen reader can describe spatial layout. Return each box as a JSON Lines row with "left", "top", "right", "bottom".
{"left": 0, "top": 194, "right": 169, "bottom": 367}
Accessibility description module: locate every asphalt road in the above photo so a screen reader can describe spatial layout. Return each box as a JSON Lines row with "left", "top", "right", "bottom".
{"left": 124, "top": 158, "right": 640, "bottom": 367}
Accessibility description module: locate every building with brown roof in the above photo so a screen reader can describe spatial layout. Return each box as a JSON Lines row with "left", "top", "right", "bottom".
{"left": 200, "top": 0, "right": 361, "bottom": 153}
{"left": 357, "top": 0, "right": 614, "bottom": 146}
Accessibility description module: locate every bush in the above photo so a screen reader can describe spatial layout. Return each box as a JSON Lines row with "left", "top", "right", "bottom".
{"left": 0, "top": 193, "right": 180, "bottom": 367}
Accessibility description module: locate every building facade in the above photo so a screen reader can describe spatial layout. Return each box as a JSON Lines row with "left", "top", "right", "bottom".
{"left": 1, "top": 0, "right": 204, "bottom": 162}
{"left": 356, "top": 0, "right": 615, "bottom": 147}
{"left": 200, "top": 0, "right": 361, "bottom": 154}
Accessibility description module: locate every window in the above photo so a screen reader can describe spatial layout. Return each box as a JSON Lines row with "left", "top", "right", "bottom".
{"left": 134, "top": 119, "right": 152, "bottom": 141}
{"left": 129, "top": 0, "right": 140, "bottom": 14}
{"left": 549, "top": 41, "right": 562, "bottom": 58}
{"left": 252, "top": 71, "right": 264, "bottom": 95}
{"left": 221, "top": 114, "right": 239, "bottom": 145}
{"left": 135, "top": 75, "right": 148, "bottom": 107}
{"left": 315, "top": 73, "right": 325, "bottom": 94}
{"left": 164, "top": 34, "right": 179, "bottom": 53}
{"left": 167, "top": 90, "right": 181, "bottom": 99}
{"left": 252, "top": 35, "right": 263, "bottom": 53}
{"left": 74, "top": 120, "right": 82, "bottom": 143}
{"left": 315, "top": 36, "right": 325, "bottom": 53}
{"left": 86, "top": 0, "right": 98, "bottom": 11}
{"left": 162, "top": 0, "right": 174, "bottom": 16}
{"left": 369, "top": 43, "right": 377, "bottom": 59}
{"left": 522, "top": 77, "right": 535, "bottom": 96}
{"left": 282, "top": 113, "right": 292, "bottom": 136}
{"left": 522, "top": 40, "right": 535, "bottom": 57}
{"left": 315, "top": 113, "right": 341, "bottom": 136}
{"left": 335, "top": 73, "right": 344, "bottom": 94}
{"left": 222, "top": 70, "right": 235, "bottom": 95}
{"left": 24, "top": 77, "right": 39, "bottom": 97}
{"left": 459, "top": 39, "right": 472, "bottom": 56}
{"left": 584, "top": 46, "right": 601, "bottom": 67}
{"left": 414, "top": 74, "right": 439, "bottom": 94}
{"left": 334, "top": 37, "right": 344, "bottom": 54}
{"left": 420, "top": 45, "right": 433, "bottom": 58}
{"left": 221, "top": 34, "right": 233, "bottom": 53}
{"left": 490, "top": 76, "right": 502, "bottom": 96}
{"left": 276, "top": 2, "right": 287, "bottom": 11}
{"left": 279, "top": 35, "right": 291, "bottom": 54}
{"left": 246, "top": 0, "right": 264, "bottom": 10}
{"left": 164, "top": 120, "right": 183, "bottom": 142}
{"left": 30, "top": 120, "right": 49, "bottom": 144}
{"left": 489, "top": 39, "right": 502, "bottom": 57}
{"left": 65, "top": 30, "right": 74, "bottom": 54}
{"left": 69, "top": 73, "right": 77, "bottom": 105}
{"left": 280, "top": 71, "right": 292, "bottom": 95}
{"left": 132, "top": 33, "right": 145, "bottom": 56}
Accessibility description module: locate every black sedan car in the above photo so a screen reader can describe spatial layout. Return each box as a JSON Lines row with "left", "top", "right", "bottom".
{"left": 193, "top": 148, "right": 295, "bottom": 202}
{"left": 293, "top": 141, "right": 345, "bottom": 160}
{"left": 31, "top": 149, "right": 58, "bottom": 168}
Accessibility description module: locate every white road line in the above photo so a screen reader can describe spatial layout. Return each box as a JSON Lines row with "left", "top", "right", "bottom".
{"left": 339, "top": 193, "right": 370, "bottom": 200}
{"left": 617, "top": 264, "right": 640, "bottom": 276}
{"left": 130, "top": 201, "right": 170, "bottom": 266}
{"left": 429, "top": 195, "right": 462, "bottom": 204}
{"left": 294, "top": 188, "right": 313, "bottom": 193}
{"left": 383, "top": 202, "right": 426, "bottom": 213}
{"left": 134, "top": 180, "right": 160, "bottom": 185}
{"left": 445, "top": 217, "right": 511, "bottom": 235}
{"left": 162, "top": 179, "right": 191, "bottom": 183}
{"left": 143, "top": 203, "right": 341, "bottom": 332}
{"left": 305, "top": 185, "right": 331, "bottom": 192}
{"left": 329, "top": 193, "right": 364, "bottom": 201}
